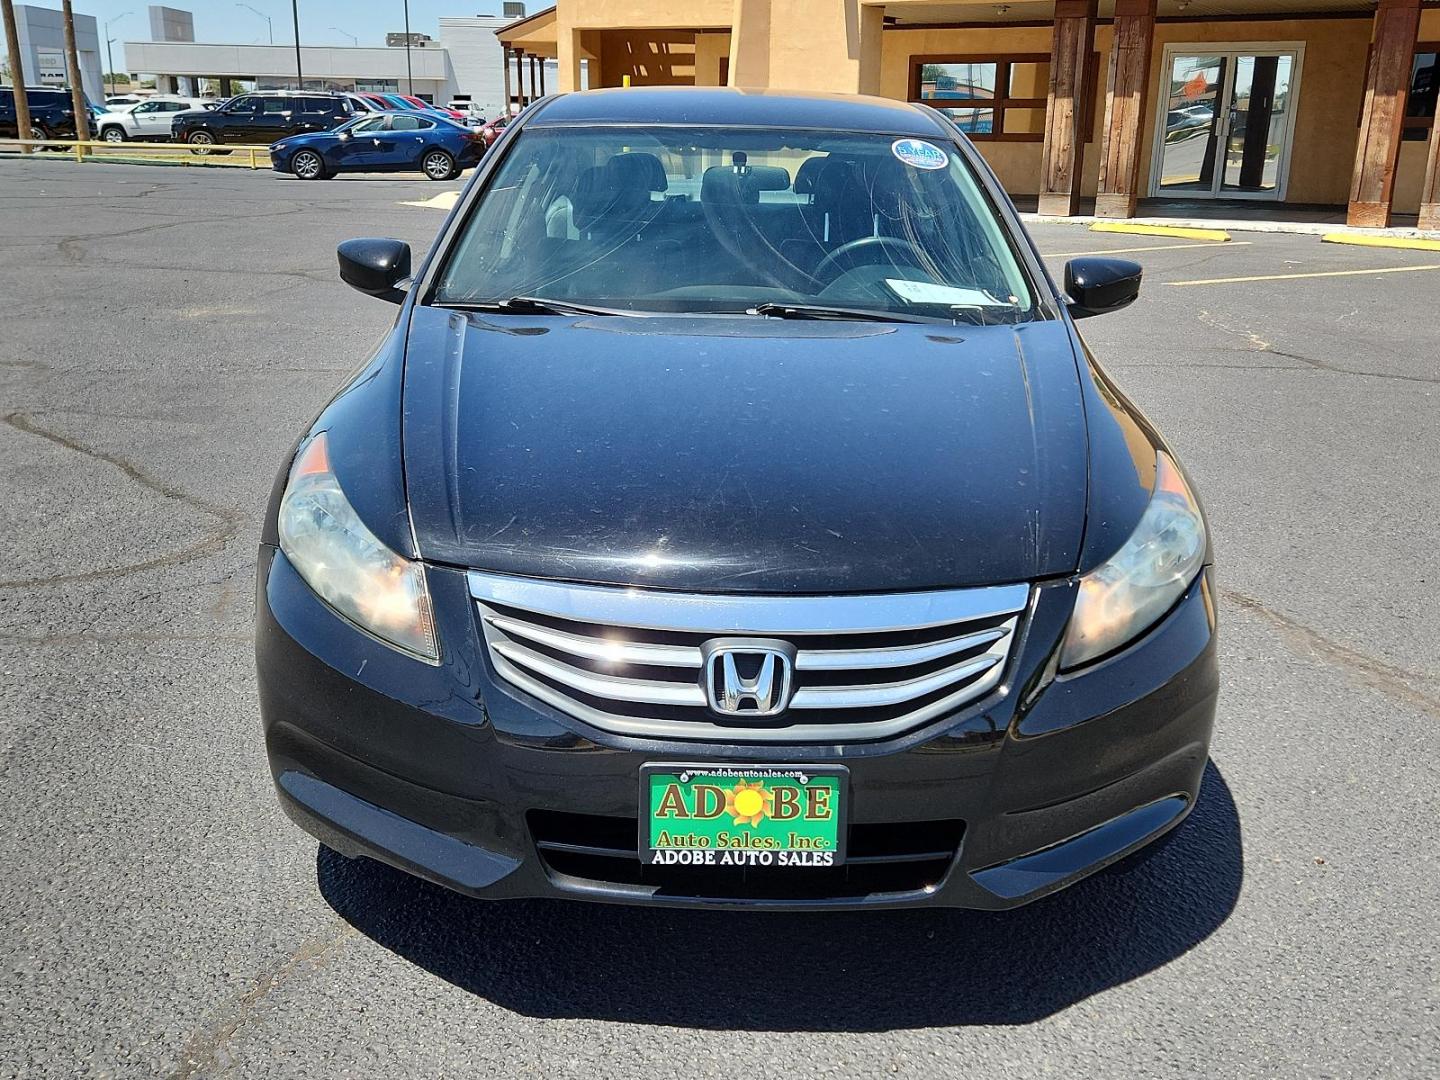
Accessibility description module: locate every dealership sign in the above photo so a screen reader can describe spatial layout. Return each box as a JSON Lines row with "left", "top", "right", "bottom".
{"left": 36, "top": 49, "right": 66, "bottom": 85}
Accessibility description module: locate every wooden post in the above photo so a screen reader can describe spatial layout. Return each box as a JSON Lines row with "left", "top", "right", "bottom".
{"left": 1, "top": 0, "right": 34, "bottom": 152}
{"left": 1418, "top": 113, "right": 1440, "bottom": 231}
{"left": 539, "top": 54, "right": 546, "bottom": 96}
{"left": 1347, "top": 0, "right": 1421, "bottom": 228}
{"left": 502, "top": 43, "right": 513, "bottom": 108}
{"left": 1095, "top": 0, "right": 1155, "bottom": 218}
{"left": 62, "top": 0, "right": 91, "bottom": 145}
{"left": 1038, "top": 0, "right": 1097, "bottom": 217}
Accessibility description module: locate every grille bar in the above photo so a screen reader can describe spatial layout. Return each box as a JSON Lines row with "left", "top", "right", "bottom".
{"left": 796, "top": 625, "right": 1009, "bottom": 671}
{"left": 484, "top": 612, "right": 703, "bottom": 668}
{"left": 789, "top": 651, "right": 1002, "bottom": 709}
{"left": 491, "top": 638, "right": 708, "bottom": 706}
{"left": 471, "top": 571, "right": 1029, "bottom": 743}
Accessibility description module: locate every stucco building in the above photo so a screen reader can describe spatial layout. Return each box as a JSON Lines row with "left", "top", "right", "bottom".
{"left": 496, "top": 0, "right": 1440, "bottom": 228}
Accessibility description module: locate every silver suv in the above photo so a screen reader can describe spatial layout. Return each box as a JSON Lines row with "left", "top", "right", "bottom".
{"left": 94, "top": 97, "right": 214, "bottom": 143}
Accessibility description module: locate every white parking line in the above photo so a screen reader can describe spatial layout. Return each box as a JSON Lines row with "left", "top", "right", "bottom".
{"left": 1166, "top": 263, "right": 1440, "bottom": 287}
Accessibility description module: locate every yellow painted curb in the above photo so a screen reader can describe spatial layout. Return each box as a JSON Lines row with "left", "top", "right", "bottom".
{"left": 401, "top": 191, "right": 460, "bottom": 210}
{"left": 1321, "top": 232, "right": 1440, "bottom": 252}
{"left": 1089, "top": 222, "right": 1231, "bottom": 242}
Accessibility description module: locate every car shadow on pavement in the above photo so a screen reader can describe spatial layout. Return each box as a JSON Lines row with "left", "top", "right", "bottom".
{"left": 317, "top": 761, "right": 1241, "bottom": 1030}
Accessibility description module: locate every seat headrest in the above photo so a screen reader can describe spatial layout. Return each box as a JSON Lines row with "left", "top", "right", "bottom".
{"left": 700, "top": 164, "right": 792, "bottom": 204}
{"left": 793, "top": 156, "right": 828, "bottom": 196}
{"left": 570, "top": 165, "right": 612, "bottom": 229}
{"left": 605, "top": 151, "right": 667, "bottom": 192}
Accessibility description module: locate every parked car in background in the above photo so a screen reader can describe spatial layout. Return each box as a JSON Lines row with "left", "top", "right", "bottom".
{"left": 105, "top": 93, "right": 144, "bottom": 107}
{"left": 94, "top": 96, "right": 215, "bottom": 142}
{"left": 343, "top": 93, "right": 386, "bottom": 114}
{"left": 270, "top": 110, "right": 483, "bottom": 180}
{"left": 0, "top": 85, "right": 85, "bottom": 141}
{"left": 173, "top": 91, "right": 354, "bottom": 153}
{"left": 448, "top": 99, "right": 490, "bottom": 126}
{"left": 478, "top": 113, "right": 510, "bottom": 146}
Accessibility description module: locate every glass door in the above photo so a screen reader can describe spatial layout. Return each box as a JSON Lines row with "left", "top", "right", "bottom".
{"left": 1152, "top": 45, "right": 1303, "bottom": 200}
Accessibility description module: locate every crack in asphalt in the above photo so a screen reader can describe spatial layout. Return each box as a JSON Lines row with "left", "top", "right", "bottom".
{"left": 166, "top": 922, "right": 357, "bottom": 1080}
{"left": 1223, "top": 589, "right": 1440, "bottom": 720}
{"left": 1196, "top": 310, "right": 1440, "bottom": 384}
{"left": 0, "top": 630, "right": 253, "bottom": 645}
{"left": 55, "top": 205, "right": 310, "bottom": 264}
{"left": 0, "top": 411, "right": 241, "bottom": 589}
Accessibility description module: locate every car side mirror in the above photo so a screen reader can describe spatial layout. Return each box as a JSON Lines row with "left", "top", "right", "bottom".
{"left": 1064, "top": 257, "right": 1142, "bottom": 318}
{"left": 337, "top": 238, "right": 411, "bottom": 304}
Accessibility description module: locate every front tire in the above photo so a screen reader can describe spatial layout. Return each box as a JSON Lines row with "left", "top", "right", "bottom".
{"left": 421, "top": 148, "right": 457, "bottom": 181}
{"left": 291, "top": 150, "right": 327, "bottom": 180}
{"left": 101, "top": 126, "right": 127, "bottom": 143}
{"left": 187, "top": 129, "right": 216, "bottom": 155}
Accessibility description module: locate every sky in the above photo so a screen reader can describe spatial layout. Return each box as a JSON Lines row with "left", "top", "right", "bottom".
{"left": 47, "top": 1, "right": 519, "bottom": 64}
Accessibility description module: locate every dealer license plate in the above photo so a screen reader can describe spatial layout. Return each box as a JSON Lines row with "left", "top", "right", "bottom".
{"left": 639, "top": 764, "right": 847, "bottom": 868}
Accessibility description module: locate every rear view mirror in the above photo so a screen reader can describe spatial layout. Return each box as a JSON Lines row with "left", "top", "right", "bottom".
{"left": 337, "top": 238, "right": 411, "bottom": 304}
{"left": 1064, "top": 257, "right": 1142, "bottom": 318}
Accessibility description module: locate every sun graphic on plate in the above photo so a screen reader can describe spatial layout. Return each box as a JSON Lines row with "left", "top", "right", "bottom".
{"left": 724, "top": 780, "right": 774, "bottom": 827}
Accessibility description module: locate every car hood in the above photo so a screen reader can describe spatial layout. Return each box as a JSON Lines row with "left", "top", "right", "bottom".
{"left": 401, "top": 305, "right": 1088, "bottom": 593}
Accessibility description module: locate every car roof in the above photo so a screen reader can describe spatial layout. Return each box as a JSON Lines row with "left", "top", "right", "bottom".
{"left": 529, "top": 87, "right": 949, "bottom": 136}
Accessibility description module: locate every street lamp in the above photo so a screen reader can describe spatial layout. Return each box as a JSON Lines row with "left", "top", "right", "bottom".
{"left": 329, "top": 27, "right": 356, "bottom": 46}
{"left": 291, "top": 0, "right": 302, "bottom": 88}
{"left": 403, "top": 0, "right": 412, "bottom": 96}
{"left": 236, "top": 3, "right": 273, "bottom": 45}
{"left": 102, "top": 10, "right": 131, "bottom": 98}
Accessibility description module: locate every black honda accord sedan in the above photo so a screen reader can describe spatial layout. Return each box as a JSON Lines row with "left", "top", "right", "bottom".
{"left": 256, "top": 87, "right": 1216, "bottom": 910}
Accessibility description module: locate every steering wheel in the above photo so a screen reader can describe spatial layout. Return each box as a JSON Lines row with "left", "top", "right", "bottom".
{"left": 813, "top": 235, "right": 929, "bottom": 283}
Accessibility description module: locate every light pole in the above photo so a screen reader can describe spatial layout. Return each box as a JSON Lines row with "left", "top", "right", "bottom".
{"left": 102, "top": 11, "right": 130, "bottom": 97}
{"left": 236, "top": 3, "right": 272, "bottom": 45}
{"left": 403, "top": 0, "right": 412, "bottom": 97}
{"left": 291, "top": 0, "right": 302, "bottom": 88}
{"left": 329, "top": 27, "right": 356, "bottom": 47}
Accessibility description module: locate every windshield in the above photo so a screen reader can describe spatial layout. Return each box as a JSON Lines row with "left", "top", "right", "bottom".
{"left": 432, "top": 126, "right": 1036, "bottom": 322}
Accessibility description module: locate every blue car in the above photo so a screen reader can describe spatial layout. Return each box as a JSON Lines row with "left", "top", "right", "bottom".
{"left": 270, "top": 110, "right": 483, "bottom": 181}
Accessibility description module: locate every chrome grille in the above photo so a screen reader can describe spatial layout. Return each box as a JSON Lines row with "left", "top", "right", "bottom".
{"left": 469, "top": 571, "right": 1029, "bottom": 743}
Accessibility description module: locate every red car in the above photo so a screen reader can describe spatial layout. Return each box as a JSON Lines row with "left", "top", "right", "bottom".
{"left": 479, "top": 113, "right": 511, "bottom": 146}
{"left": 394, "top": 93, "right": 467, "bottom": 122}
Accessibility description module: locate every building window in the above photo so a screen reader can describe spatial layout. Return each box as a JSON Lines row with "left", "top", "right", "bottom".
{"left": 1358, "top": 43, "right": 1438, "bottom": 141}
{"left": 1405, "top": 46, "right": 1437, "bottom": 141}
{"left": 910, "top": 55, "right": 1051, "bottom": 141}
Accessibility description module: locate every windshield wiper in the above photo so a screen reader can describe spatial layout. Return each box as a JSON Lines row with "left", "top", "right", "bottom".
{"left": 437, "top": 296, "right": 640, "bottom": 318}
{"left": 746, "top": 302, "right": 938, "bottom": 324}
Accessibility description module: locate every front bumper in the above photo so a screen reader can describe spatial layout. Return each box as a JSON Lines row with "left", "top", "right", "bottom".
{"left": 257, "top": 547, "right": 1218, "bottom": 910}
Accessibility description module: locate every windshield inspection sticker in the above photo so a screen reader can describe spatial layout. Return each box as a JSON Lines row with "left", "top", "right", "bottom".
{"left": 891, "top": 138, "right": 949, "bottom": 170}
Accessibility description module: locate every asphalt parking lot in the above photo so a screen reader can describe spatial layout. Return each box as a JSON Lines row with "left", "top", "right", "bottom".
{"left": 1, "top": 158, "right": 1437, "bottom": 1079}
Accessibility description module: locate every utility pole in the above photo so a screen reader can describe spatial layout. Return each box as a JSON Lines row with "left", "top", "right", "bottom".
{"left": 291, "top": 0, "right": 302, "bottom": 88}
{"left": 62, "top": 0, "right": 90, "bottom": 141}
{"left": 1, "top": 0, "right": 34, "bottom": 150}
{"left": 403, "top": 0, "right": 413, "bottom": 96}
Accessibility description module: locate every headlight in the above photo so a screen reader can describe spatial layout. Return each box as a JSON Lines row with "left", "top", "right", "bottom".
{"left": 277, "top": 432, "right": 440, "bottom": 663}
{"left": 1060, "top": 451, "right": 1206, "bottom": 670}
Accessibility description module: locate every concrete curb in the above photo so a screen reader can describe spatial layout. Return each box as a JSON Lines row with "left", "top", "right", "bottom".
{"left": 1320, "top": 232, "right": 1440, "bottom": 252}
{"left": 1021, "top": 211, "right": 1440, "bottom": 241}
{"left": 1088, "top": 222, "right": 1230, "bottom": 242}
